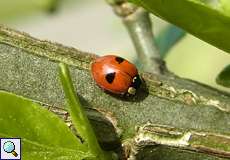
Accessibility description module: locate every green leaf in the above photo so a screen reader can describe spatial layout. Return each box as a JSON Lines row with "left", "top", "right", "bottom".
{"left": 129, "top": 0, "right": 230, "bottom": 54}
{"left": 0, "top": 91, "right": 83, "bottom": 149}
{"left": 59, "top": 63, "right": 111, "bottom": 160}
{"left": 0, "top": 0, "right": 56, "bottom": 22}
{"left": 23, "top": 140, "right": 90, "bottom": 160}
{"left": 216, "top": 64, "right": 230, "bottom": 88}
{"left": 220, "top": 0, "right": 230, "bottom": 16}
{"left": 0, "top": 91, "right": 92, "bottom": 159}
{"left": 0, "top": 133, "right": 92, "bottom": 160}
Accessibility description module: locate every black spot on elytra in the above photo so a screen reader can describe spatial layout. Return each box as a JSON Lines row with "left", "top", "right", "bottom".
{"left": 115, "top": 56, "right": 124, "bottom": 64}
{"left": 105, "top": 72, "right": 116, "bottom": 84}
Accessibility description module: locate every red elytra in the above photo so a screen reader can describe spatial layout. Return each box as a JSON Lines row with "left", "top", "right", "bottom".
{"left": 91, "top": 55, "right": 141, "bottom": 95}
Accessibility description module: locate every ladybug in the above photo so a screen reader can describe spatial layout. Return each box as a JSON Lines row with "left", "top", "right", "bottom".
{"left": 91, "top": 55, "right": 141, "bottom": 95}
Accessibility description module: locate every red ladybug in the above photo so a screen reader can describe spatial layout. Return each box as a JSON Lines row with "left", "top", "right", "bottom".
{"left": 91, "top": 55, "right": 141, "bottom": 95}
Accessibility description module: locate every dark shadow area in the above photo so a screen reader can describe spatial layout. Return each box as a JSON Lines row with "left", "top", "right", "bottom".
{"left": 136, "top": 145, "right": 219, "bottom": 160}
{"left": 79, "top": 95, "right": 122, "bottom": 151}
{"left": 103, "top": 77, "right": 149, "bottom": 102}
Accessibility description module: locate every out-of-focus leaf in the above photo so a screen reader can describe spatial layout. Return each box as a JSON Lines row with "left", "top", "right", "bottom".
{"left": 216, "top": 64, "right": 230, "bottom": 88}
{"left": 0, "top": 0, "right": 80, "bottom": 22}
{"left": 155, "top": 25, "right": 186, "bottom": 58}
{"left": 220, "top": 0, "right": 230, "bottom": 16}
{"left": 47, "top": 0, "right": 61, "bottom": 13}
{"left": 0, "top": 91, "right": 91, "bottom": 159}
{"left": 129, "top": 0, "right": 230, "bottom": 54}
{"left": 0, "top": 0, "right": 54, "bottom": 22}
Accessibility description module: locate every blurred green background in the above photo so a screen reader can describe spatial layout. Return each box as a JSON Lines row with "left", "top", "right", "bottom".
{"left": 1, "top": 0, "right": 230, "bottom": 92}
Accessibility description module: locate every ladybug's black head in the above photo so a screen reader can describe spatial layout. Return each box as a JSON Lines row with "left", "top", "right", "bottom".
{"left": 128, "top": 75, "right": 142, "bottom": 95}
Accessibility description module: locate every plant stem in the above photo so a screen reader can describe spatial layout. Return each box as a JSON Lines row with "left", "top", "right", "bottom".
{"left": 106, "top": 0, "right": 166, "bottom": 74}
{"left": 59, "top": 63, "right": 110, "bottom": 160}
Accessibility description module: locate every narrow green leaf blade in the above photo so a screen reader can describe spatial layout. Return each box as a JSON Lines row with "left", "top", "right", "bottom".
{"left": 129, "top": 0, "right": 230, "bottom": 54}
{"left": 0, "top": 91, "right": 84, "bottom": 150}
{"left": 216, "top": 64, "right": 230, "bottom": 88}
{"left": 59, "top": 63, "right": 111, "bottom": 160}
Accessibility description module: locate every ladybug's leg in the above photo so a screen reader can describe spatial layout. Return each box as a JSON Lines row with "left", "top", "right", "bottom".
{"left": 127, "top": 87, "right": 136, "bottom": 95}
{"left": 120, "top": 92, "right": 127, "bottom": 97}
